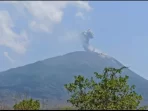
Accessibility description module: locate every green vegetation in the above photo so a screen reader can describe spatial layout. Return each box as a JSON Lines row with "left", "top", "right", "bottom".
{"left": 60, "top": 106, "right": 75, "bottom": 110}
{"left": 0, "top": 67, "right": 148, "bottom": 110}
{"left": 65, "top": 67, "right": 147, "bottom": 110}
{"left": 13, "top": 98, "right": 40, "bottom": 110}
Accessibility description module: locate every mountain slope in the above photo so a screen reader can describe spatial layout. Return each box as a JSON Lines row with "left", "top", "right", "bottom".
{"left": 0, "top": 51, "right": 148, "bottom": 104}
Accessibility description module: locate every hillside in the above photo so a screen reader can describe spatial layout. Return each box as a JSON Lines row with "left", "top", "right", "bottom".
{"left": 0, "top": 51, "right": 148, "bottom": 105}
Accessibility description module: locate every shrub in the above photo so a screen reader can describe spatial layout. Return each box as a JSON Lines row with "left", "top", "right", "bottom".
{"left": 60, "top": 106, "right": 75, "bottom": 110}
{"left": 13, "top": 98, "right": 40, "bottom": 110}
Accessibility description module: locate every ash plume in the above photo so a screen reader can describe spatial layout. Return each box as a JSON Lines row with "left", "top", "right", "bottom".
{"left": 80, "top": 29, "right": 109, "bottom": 57}
{"left": 81, "top": 29, "right": 101, "bottom": 53}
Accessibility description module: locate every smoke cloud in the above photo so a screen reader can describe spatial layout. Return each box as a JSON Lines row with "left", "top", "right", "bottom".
{"left": 81, "top": 29, "right": 101, "bottom": 53}
{"left": 80, "top": 29, "right": 109, "bottom": 58}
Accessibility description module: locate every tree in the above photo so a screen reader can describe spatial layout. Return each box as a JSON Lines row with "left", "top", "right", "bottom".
{"left": 64, "top": 67, "right": 147, "bottom": 110}
{"left": 13, "top": 98, "right": 40, "bottom": 110}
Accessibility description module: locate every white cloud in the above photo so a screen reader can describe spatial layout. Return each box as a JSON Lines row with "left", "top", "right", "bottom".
{"left": 0, "top": 1, "right": 92, "bottom": 55}
{"left": 4, "top": 51, "right": 15, "bottom": 63}
{"left": 29, "top": 21, "right": 51, "bottom": 33}
{"left": 75, "top": 12, "right": 85, "bottom": 20}
{"left": 73, "top": 1, "right": 92, "bottom": 11}
{"left": 8, "top": 1, "right": 92, "bottom": 33}
{"left": 0, "top": 11, "right": 29, "bottom": 54}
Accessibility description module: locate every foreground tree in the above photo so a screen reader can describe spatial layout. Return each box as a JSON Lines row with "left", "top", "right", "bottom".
{"left": 65, "top": 67, "right": 147, "bottom": 110}
{"left": 13, "top": 98, "right": 40, "bottom": 110}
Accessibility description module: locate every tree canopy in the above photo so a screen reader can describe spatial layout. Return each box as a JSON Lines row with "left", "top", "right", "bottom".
{"left": 65, "top": 67, "right": 147, "bottom": 110}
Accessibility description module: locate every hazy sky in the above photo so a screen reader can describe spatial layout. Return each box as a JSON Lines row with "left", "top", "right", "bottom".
{"left": 0, "top": 1, "right": 148, "bottom": 79}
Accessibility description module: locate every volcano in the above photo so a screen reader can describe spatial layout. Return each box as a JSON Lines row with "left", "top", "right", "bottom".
{"left": 0, "top": 51, "right": 148, "bottom": 105}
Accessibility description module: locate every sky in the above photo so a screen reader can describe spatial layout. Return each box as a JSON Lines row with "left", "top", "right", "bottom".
{"left": 0, "top": 1, "right": 148, "bottom": 79}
